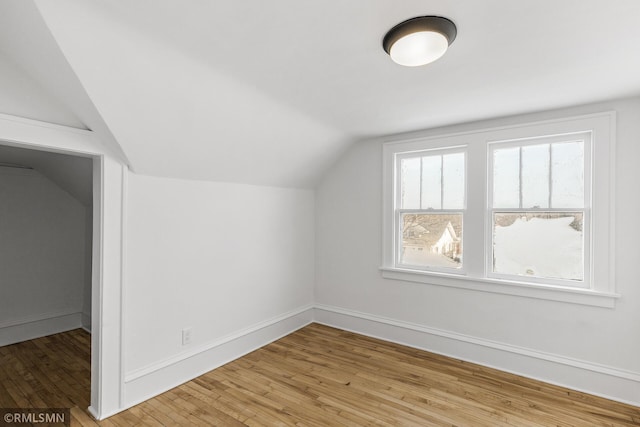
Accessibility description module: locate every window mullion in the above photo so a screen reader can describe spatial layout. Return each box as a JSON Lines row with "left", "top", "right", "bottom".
{"left": 463, "top": 141, "right": 485, "bottom": 278}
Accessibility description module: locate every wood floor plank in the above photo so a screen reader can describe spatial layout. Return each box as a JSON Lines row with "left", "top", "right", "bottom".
{"left": 1, "top": 324, "right": 639, "bottom": 426}
{"left": 134, "top": 399, "right": 186, "bottom": 426}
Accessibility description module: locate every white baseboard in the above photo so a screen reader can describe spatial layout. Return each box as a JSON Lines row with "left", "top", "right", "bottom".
{"left": 0, "top": 311, "right": 83, "bottom": 346}
{"left": 121, "top": 304, "right": 314, "bottom": 412}
{"left": 314, "top": 304, "right": 640, "bottom": 407}
{"left": 87, "top": 406, "right": 100, "bottom": 421}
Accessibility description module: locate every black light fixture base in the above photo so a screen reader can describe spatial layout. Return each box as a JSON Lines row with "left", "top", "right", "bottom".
{"left": 383, "top": 16, "right": 457, "bottom": 55}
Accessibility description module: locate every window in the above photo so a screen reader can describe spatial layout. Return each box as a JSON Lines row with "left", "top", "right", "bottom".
{"left": 488, "top": 135, "right": 590, "bottom": 287}
{"left": 382, "top": 112, "right": 617, "bottom": 307}
{"left": 397, "top": 149, "right": 465, "bottom": 272}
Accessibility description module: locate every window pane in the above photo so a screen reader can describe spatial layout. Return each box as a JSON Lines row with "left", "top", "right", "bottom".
{"left": 552, "top": 141, "right": 584, "bottom": 208}
{"left": 493, "top": 147, "right": 520, "bottom": 208}
{"left": 400, "top": 213, "right": 463, "bottom": 269}
{"left": 400, "top": 157, "right": 420, "bottom": 209}
{"left": 492, "top": 212, "right": 583, "bottom": 281}
{"left": 522, "top": 144, "right": 550, "bottom": 208}
{"left": 421, "top": 156, "right": 441, "bottom": 209}
{"left": 443, "top": 152, "right": 465, "bottom": 209}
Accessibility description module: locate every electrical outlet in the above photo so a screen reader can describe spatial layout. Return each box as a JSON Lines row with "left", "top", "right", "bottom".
{"left": 182, "top": 327, "right": 192, "bottom": 346}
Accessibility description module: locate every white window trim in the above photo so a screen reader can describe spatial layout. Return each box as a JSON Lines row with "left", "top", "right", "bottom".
{"left": 381, "top": 112, "right": 619, "bottom": 308}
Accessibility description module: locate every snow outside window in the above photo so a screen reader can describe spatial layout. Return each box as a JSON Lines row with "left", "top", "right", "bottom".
{"left": 381, "top": 112, "right": 617, "bottom": 307}
{"left": 488, "top": 136, "right": 590, "bottom": 287}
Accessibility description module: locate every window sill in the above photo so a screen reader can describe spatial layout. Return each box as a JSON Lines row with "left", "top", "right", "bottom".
{"left": 380, "top": 267, "right": 619, "bottom": 308}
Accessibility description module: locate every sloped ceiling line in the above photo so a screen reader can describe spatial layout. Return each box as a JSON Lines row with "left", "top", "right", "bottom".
{"left": 0, "top": 0, "right": 130, "bottom": 165}
{"left": 0, "top": 144, "right": 93, "bottom": 206}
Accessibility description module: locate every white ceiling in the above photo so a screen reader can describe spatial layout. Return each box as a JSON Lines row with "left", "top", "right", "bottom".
{"left": 1, "top": 0, "right": 640, "bottom": 188}
{"left": 0, "top": 50, "right": 83, "bottom": 128}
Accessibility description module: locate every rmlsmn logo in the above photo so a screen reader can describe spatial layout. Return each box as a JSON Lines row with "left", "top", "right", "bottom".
{"left": 1, "top": 408, "right": 70, "bottom": 426}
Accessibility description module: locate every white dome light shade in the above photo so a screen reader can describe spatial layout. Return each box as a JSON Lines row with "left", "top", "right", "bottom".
{"left": 383, "top": 16, "right": 457, "bottom": 67}
{"left": 389, "top": 31, "right": 449, "bottom": 67}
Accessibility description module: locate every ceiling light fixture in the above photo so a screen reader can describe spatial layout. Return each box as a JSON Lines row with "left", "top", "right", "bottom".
{"left": 383, "top": 16, "right": 457, "bottom": 67}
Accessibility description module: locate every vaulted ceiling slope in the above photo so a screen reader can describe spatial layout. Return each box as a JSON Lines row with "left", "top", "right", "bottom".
{"left": 0, "top": 50, "right": 83, "bottom": 129}
{"left": 3, "top": 1, "right": 640, "bottom": 188}
{"left": 0, "top": 144, "right": 92, "bottom": 207}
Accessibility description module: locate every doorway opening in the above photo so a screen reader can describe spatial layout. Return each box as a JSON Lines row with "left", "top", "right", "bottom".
{"left": 0, "top": 142, "right": 95, "bottom": 412}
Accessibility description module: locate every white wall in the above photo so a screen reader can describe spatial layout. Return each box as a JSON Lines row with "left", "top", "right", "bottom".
{"left": 82, "top": 206, "right": 93, "bottom": 331}
{"left": 122, "top": 173, "right": 315, "bottom": 405}
{"left": 0, "top": 166, "right": 88, "bottom": 345}
{"left": 315, "top": 96, "right": 640, "bottom": 405}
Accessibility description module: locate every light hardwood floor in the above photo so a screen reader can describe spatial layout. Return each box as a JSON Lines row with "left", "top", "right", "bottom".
{"left": 1, "top": 323, "right": 639, "bottom": 426}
